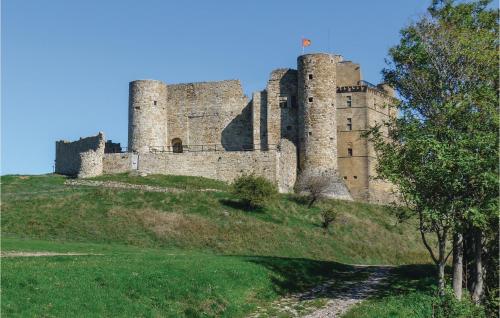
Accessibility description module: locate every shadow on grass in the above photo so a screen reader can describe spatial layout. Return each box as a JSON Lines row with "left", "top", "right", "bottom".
{"left": 233, "top": 255, "right": 364, "bottom": 295}
{"left": 369, "top": 264, "right": 437, "bottom": 299}
{"left": 219, "top": 198, "right": 265, "bottom": 213}
{"left": 230, "top": 255, "right": 436, "bottom": 300}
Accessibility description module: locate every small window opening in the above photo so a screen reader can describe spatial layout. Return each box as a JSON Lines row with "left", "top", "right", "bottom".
{"left": 348, "top": 148, "right": 353, "bottom": 156}
{"left": 347, "top": 118, "right": 352, "bottom": 131}
{"left": 347, "top": 95, "right": 352, "bottom": 107}
{"left": 308, "top": 74, "right": 313, "bottom": 80}
{"left": 153, "top": 100, "right": 157, "bottom": 106}
{"left": 172, "top": 138, "right": 183, "bottom": 153}
{"left": 134, "top": 106, "right": 140, "bottom": 110}
{"left": 279, "top": 96, "right": 288, "bottom": 108}
{"left": 308, "top": 97, "right": 313, "bottom": 103}
{"left": 353, "top": 176, "right": 358, "bottom": 179}
{"left": 308, "top": 131, "right": 312, "bottom": 136}
{"left": 343, "top": 176, "right": 347, "bottom": 180}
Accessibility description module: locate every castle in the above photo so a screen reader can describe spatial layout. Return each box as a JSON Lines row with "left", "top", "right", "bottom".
{"left": 55, "top": 53, "right": 398, "bottom": 204}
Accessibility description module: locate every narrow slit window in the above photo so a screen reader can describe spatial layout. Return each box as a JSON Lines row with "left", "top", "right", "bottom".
{"left": 346, "top": 95, "right": 352, "bottom": 107}
{"left": 308, "top": 97, "right": 313, "bottom": 103}
{"left": 153, "top": 100, "right": 157, "bottom": 106}
{"left": 308, "top": 74, "right": 313, "bottom": 80}
{"left": 347, "top": 118, "right": 352, "bottom": 131}
{"left": 348, "top": 148, "right": 353, "bottom": 156}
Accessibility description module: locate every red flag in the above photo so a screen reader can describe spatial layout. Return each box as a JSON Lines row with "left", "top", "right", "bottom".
{"left": 302, "top": 38, "right": 311, "bottom": 47}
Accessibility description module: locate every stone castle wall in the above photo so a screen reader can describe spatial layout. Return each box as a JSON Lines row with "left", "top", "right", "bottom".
{"left": 55, "top": 52, "right": 399, "bottom": 205}
{"left": 55, "top": 132, "right": 105, "bottom": 178}
{"left": 167, "top": 80, "right": 251, "bottom": 150}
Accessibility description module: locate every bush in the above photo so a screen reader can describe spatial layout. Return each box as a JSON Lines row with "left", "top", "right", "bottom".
{"left": 320, "top": 206, "right": 338, "bottom": 230}
{"left": 432, "top": 287, "right": 486, "bottom": 318}
{"left": 231, "top": 174, "right": 277, "bottom": 209}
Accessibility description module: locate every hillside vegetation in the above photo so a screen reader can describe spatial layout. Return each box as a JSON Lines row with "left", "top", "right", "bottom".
{"left": 2, "top": 173, "right": 428, "bottom": 265}
{"left": 1, "top": 173, "right": 432, "bottom": 317}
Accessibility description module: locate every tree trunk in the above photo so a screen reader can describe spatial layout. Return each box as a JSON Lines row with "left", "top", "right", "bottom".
{"left": 472, "top": 229, "right": 484, "bottom": 304}
{"left": 452, "top": 232, "right": 464, "bottom": 300}
{"left": 437, "top": 233, "right": 447, "bottom": 296}
{"left": 438, "top": 261, "right": 446, "bottom": 296}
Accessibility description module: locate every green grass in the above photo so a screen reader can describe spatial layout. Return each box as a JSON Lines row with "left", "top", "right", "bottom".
{"left": 2, "top": 238, "right": 364, "bottom": 318}
{"left": 1, "top": 173, "right": 429, "bottom": 265}
{"left": 1, "top": 173, "right": 435, "bottom": 317}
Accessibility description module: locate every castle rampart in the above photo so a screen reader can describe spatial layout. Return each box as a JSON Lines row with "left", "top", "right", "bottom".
{"left": 54, "top": 52, "right": 399, "bottom": 204}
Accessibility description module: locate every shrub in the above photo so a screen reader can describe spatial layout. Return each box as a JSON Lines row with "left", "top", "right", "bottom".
{"left": 231, "top": 174, "right": 277, "bottom": 209}
{"left": 432, "top": 287, "right": 486, "bottom": 318}
{"left": 320, "top": 206, "right": 338, "bottom": 230}
{"left": 296, "top": 175, "right": 331, "bottom": 208}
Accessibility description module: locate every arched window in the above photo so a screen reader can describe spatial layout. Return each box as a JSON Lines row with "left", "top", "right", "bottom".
{"left": 172, "top": 138, "right": 183, "bottom": 153}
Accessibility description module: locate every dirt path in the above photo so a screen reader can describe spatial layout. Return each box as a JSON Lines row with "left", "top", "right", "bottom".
{"left": 1, "top": 251, "right": 103, "bottom": 257}
{"left": 64, "top": 179, "right": 221, "bottom": 193}
{"left": 303, "top": 267, "right": 390, "bottom": 318}
{"left": 248, "top": 266, "right": 391, "bottom": 318}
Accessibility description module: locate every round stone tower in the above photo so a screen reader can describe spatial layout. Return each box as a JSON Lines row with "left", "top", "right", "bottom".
{"left": 297, "top": 53, "right": 351, "bottom": 199}
{"left": 128, "top": 80, "right": 168, "bottom": 153}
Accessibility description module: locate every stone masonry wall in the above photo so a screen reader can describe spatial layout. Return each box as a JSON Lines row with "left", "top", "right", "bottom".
{"left": 167, "top": 80, "right": 252, "bottom": 150}
{"left": 137, "top": 150, "right": 279, "bottom": 186}
{"left": 128, "top": 80, "right": 168, "bottom": 153}
{"left": 55, "top": 132, "right": 105, "bottom": 178}
{"left": 103, "top": 153, "right": 132, "bottom": 174}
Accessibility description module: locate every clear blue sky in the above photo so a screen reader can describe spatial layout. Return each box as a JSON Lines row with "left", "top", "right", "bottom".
{"left": 2, "top": 0, "right": 429, "bottom": 175}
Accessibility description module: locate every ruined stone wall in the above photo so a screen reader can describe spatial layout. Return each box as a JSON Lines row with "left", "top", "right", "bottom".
{"left": 137, "top": 150, "right": 279, "bottom": 186}
{"left": 128, "top": 80, "right": 168, "bottom": 153}
{"left": 55, "top": 132, "right": 105, "bottom": 178}
{"left": 166, "top": 80, "right": 252, "bottom": 150}
{"left": 276, "top": 139, "right": 297, "bottom": 193}
{"left": 103, "top": 153, "right": 132, "bottom": 174}
{"left": 265, "top": 69, "right": 299, "bottom": 147}
{"left": 336, "top": 61, "right": 362, "bottom": 87}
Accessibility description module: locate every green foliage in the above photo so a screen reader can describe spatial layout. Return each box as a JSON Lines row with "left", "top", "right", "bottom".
{"left": 431, "top": 287, "right": 486, "bottom": 318}
{"left": 230, "top": 174, "right": 278, "bottom": 209}
{"left": 366, "top": 0, "right": 499, "bottom": 296}
{"left": 320, "top": 206, "right": 338, "bottom": 230}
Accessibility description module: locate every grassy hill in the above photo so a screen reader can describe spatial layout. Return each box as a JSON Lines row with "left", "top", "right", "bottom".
{"left": 1, "top": 173, "right": 433, "bottom": 317}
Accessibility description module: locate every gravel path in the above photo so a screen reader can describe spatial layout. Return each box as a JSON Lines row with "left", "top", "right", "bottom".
{"left": 248, "top": 266, "right": 391, "bottom": 318}
{"left": 304, "top": 267, "right": 391, "bottom": 318}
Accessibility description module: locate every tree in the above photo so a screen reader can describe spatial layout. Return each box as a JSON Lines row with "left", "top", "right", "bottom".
{"left": 296, "top": 175, "right": 332, "bottom": 208}
{"left": 366, "top": 0, "right": 498, "bottom": 300}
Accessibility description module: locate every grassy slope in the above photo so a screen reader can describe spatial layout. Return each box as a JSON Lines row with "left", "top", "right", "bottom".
{"left": 1, "top": 173, "right": 432, "bottom": 317}
{"left": 4, "top": 238, "right": 368, "bottom": 317}
{"left": 2, "top": 173, "right": 428, "bottom": 265}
